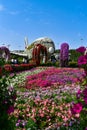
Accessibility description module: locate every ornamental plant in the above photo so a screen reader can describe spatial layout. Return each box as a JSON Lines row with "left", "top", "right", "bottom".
{"left": 32, "top": 44, "right": 47, "bottom": 65}
{"left": 71, "top": 87, "right": 87, "bottom": 129}
{"left": 0, "top": 46, "right": 10, "bottom": 61}
{"left": 0, "top": 58, "right": 16, "bottom": 129}
{"left": 60, "top": 43, "right": 69, "bottom": 67}
{"left": 76, "top": 46, "right": 87, "bottom": 84}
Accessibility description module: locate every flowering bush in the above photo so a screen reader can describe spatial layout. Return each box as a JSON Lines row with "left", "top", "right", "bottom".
{"left": 71, "top": 87, "right": 87, "bottom": 129}
{"left": 4, "top": 64, "right": 13, "bottom": 72}
{"left": 0, "top": 60, "right": 16, "bottom": 129}
{"left": 60, "top": 43, "right": 69, "bottom": 67}
{"left": 76, "top": 46, "right": 87, "bottom": 84}
{"left": 12, "top": 63, "right": 36, "bottom": 72}
{"left": 9, "top": 66, "right": 86, "bottom": 129}
{"left": 76, "top": 46, "right": 86, "bottom": 54}
{"left": 25, "top": 67, "right": 85, "bottom": 89}
{"left": 15, "top": 90, "right": 72, "bottom": 129}
{"left": 76, "top": 46, "right": 87, "bottom": 68}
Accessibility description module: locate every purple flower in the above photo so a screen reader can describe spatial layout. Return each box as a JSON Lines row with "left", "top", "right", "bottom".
{"left": 16, "top": 122, "right": 19, "bottom": 127}
{"left": 76, "top": 89, "right": 81, "bottom": 99}
{"left": 78, "top": 55, "right": 87, "bottom": 66}
{"left": 83, "top": 88, "right": 87, "bottom": 98}
{"left": 60, "top": 43, "right": 69, "bottom": 67}
{"left": 84, "top": 97, "right": 87, "bottom": 104}
{"left": 85, "top": 127, "right": 87, "bottom": 130}
{"left": 7, "top": 106, "right": 14, "bottom": 114}
{"left": 76, "top": 46, "right": 86, "bottom": 54}
{"left": 60, "top": 43, "right": 69, "bottom": 60}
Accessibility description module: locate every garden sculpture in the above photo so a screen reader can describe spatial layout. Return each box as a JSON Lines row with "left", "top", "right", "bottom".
{"left": 60, "top": 43, "right": 69, "bottom": 67}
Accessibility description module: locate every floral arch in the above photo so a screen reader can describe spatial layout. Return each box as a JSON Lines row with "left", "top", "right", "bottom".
{"left": 0, "top": 46, "right": 10, "bottom": 61}
{"left": 32, "top": 44, "right": 47, "bottom": 65}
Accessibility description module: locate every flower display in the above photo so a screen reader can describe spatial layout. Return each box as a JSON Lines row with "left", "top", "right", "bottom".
{"left": 32, "top": 44, "right": 47, "bottom": 65}
{"left": 71, "top": 103, "right": 83, "bottom": 114}
{"left": 25, "top": 67, "right": 85, "bottom": 89}
{"left": 5, "top": 66, "right": 86, "bottom": 129}
{"left": 60, "top": 43, "right": 69, "bottom": 67}
{"left": 71, "top": 87, "right": 87, "bottom": 128}
{"left": 76, "top": 46, "right": 86, "bottom": 54}
{"left": 78, "top": 55, "right": 87, "bottom": 65}
{"left": 0, "top": 60, "right": 16, "bottom": 129}
{"left": 4, "top": 64, "right": 13, "bottom": 72}
{"left": 0, "top": 46, "right": 10, "bottom": 61}
{"left": 76, "top": 46, "right": 87, "bottom": 84}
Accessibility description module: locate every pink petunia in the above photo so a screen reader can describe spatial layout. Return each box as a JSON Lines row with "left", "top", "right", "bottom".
{"left": 84, "top": 97, "right": 87, "bottom": 104}
{"left": 76, "top": 89, "right": 82, "bottom": 99}
{"left": 78, "top": 55, "right": 87, "bottom": 66}
{"left": 71, "top": 103, "right": 83, "bottom": 114}
{"left": 76, "top": 46, "right": 86, "bottom": 54}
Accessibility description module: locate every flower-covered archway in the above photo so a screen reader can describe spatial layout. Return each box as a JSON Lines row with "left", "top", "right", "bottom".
{"left": 32, "top": 44, "right": 47, "bottom": 65}
{"left": 0, "top": 46, "right": 10, "bottom": 61}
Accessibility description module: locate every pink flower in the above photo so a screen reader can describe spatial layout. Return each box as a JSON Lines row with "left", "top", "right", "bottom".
{"left": 76, "top": 89, "right": 81, "bottom": 99}
{"left": 7, "top": 106, "right": 14, "bottom": 114}
{"left": 76, "top": 46, "right": 86, "bottom": 54}
{"left": 40, "top": 113, "right": 44, "bottom": 117}
{"left": 78, "top": 55, "right": 87, "bottom": 66}
{"left": 75, "top": 113, "right": 80, "bottom": 118}
{"left": 83, "top": 88, "right": 87, "bottom": 98}
{"left": 84, "top": 97, "right": 87, "bottom": 104}
{"left": 71, "top": 103, "right": 82, "bottom": 114}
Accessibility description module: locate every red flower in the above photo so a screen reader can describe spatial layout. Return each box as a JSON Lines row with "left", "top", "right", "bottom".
{"left": 0, "top": 67, "right": 2, "bottom": 75}
{"left": 4, "top": 64, "right": 13, "bottom": 72}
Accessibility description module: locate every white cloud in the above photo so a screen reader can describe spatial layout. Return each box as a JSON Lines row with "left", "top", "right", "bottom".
{"left": 0, "top": 4, "right": 5, "bottom": 11}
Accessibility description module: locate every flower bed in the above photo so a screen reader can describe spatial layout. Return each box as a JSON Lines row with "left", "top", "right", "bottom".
{"left": 11, "top": 63, "right": 36, "bottom": 72}
{"left": 0, "top": 63, "right": 36, "bottom": 76}
{"left": 25, "top": 67, "right": 85, "bottom": 89}
{"left": 7, "top": 66, "right": 86, "bottom": 129}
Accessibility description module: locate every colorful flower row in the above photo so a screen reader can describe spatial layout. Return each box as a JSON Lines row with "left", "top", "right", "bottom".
{"left": 25, "top": 67, "right": 85, "bottom": 89}
{"left": 0, "top": 63, "right": 36, "bottom": 75}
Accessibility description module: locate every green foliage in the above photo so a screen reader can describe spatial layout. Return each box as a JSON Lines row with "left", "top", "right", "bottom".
{"left": 0, "top": 59, "right": 17, "bottom": 129}
{"left": 69, "top": 49, "right": 81, "bottom": 62}
{"left": 69, "top": 61, "right": 78, "bottom": 68}
{"left": 26, "top": 118, "right": 37, "bottom": 129}
{"left": 26, "top": 43, "right": 34, "bottom": 50}
{"left": 40, "top": 61, "right": 59, "bottom": 67}
{"left": 0, "top": 57, "right": 5, "bottom": 66}
{"left": 0, "top": 114, "right": 16, "bottom": 130}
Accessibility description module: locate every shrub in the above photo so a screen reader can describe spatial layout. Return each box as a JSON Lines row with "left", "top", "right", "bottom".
{"left": 69, "top": 61, "right": 78, "bottom": 68}
{"left": 71, "top": 87, "right": 87, "bottom": 129}
{"left": 0, "top": 58, "right": 16, "bottom": 129}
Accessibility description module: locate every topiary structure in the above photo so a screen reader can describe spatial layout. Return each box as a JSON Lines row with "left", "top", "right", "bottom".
{"left": 32, "top": 44, "right": 47, "bottom": 65}
{"left": 0, "top": 46, "right": 10, "bottom": 62}
{"left": 60, "top": 43, "right": 69, "bottom": 67}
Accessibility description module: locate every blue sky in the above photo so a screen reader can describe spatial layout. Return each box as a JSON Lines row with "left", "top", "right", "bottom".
{"left": 0, "top": 0, "right": 87, "bottom": 50}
